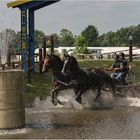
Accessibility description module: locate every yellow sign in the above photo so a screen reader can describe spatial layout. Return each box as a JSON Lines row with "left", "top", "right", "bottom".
{"left": 22, "top": 41, "right": 26, "bottom": 48}
{"left": 21, "top": 9, "right": 27, "bottom": 53}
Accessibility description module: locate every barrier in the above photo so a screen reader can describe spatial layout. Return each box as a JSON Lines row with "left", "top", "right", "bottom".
{"left": 0, "top": 70, "right": 25, "bottom": 129}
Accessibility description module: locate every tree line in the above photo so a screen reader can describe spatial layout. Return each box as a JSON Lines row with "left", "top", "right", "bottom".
{"left": 2, "top": 24, "right": 140, "bottom": 54}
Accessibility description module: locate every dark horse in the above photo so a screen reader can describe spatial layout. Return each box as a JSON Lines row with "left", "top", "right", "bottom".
{"left": 42, "top": 54, "right": 70, "bottom": 105}
{"left": 62, "top": 55, "right": 116, "bottom": 104}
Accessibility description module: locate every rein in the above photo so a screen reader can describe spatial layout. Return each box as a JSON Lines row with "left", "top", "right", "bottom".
{"left": 54, "top": 78, "right": 69, "bottom": 87}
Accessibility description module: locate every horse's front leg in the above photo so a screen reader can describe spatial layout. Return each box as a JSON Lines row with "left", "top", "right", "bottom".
{"left": 51, "top": 85, "right": 61, "bottom": 105}
{"left": 51, "top": 85, "right": 67, "bottom": 106}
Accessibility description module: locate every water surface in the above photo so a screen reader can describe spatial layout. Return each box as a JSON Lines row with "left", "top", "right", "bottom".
{"left": 0, "top": 92, "right": 140, "bottom": 139}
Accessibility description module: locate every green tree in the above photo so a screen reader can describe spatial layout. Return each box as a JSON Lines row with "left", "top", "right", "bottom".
{"left": 131, "top": 24, "right": 140, "bottom": 45}
{"left": 81, "top": 25, "right": 99, "bottom": 47}
{"left": 96, "top": 27, "right": 131, "bottom": 47}
{"left": 59, "top": 29, "right": 75, "bottom": 47}
{"left": 74, "top": 35, "right": 88, "bottom": 54}
{"left": 52, "top": 33, "right": 60, "bottom": 47}
{"left": 34, "top": 29, "right": 45, "bottom": 48}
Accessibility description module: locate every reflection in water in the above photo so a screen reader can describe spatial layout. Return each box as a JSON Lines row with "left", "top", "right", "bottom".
{"left": 25, "top": 94, "right": 47, "bottom": 108}
{"left": 25, "top": 105, "right": 140, "bottom": 139}
{"left": 1, "top": 93, "right": 140, "bottom": 139}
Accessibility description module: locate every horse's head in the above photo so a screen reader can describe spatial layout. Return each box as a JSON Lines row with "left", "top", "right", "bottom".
{"left": 42, "top": 54, "right": 63, "bottom": 73}
{"left": 42, "top": 54, "right": 51, "bottom": 72}
{"left": 62, "top": 54, "right": 79, "bottom": 75}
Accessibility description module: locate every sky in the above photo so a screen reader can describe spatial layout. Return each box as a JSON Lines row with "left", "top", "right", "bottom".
{"left": 1, "top": 0, "right": 140, "bottom": 35}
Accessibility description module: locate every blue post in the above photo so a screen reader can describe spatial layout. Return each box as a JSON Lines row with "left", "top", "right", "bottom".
{"left": 21, "top": 9, "right": 27, "bottom": 72}
{"left": 29, "top": 9, "right": 35, "bottom": 72}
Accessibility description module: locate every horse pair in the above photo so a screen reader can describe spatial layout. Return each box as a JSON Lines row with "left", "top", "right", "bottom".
{"left": 43, "top": 54, "right": 115, "bottom": 106}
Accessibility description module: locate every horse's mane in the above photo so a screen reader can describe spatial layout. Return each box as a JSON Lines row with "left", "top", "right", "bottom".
{"left": 71, "top": 56, "right": 77, "bottom": 63}
{"left": 51, "top": 54, "right": 63, "bottom": 66}
{"left": 70, "top": 56, "right": 79, "bottom": 68}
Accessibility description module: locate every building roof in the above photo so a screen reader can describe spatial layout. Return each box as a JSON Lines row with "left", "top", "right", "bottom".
{"left": 7, "top": 0, "right": 32, "bottom": 8}
{"left": 7, "top": 0, "right": 60, "bottom": 10}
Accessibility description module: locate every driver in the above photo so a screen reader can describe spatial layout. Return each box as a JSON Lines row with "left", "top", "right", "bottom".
{"left": 119, "top": 52, "right": 129, "bottom": 84}
{"left": 110, "top": 53, "right": 128, "bottom": 84}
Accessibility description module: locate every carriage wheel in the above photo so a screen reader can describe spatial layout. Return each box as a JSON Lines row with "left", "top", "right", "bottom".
{"left": 125, "top": 71, "right": 135, "bottom": 84}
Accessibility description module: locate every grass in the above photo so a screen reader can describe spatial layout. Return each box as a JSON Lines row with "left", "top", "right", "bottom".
{"left": 79, "top": 60, "right": 140, "bottom": 83}
{"left": 26, "top": 72, "right": 53, "bottom": 97}
{"left": 26, "top": 60, "right": 140, "bottom": 97}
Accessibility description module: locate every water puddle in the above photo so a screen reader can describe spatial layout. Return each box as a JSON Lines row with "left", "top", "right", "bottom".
{"left": 1, "top": 89, "right": 140, "bottom": 139}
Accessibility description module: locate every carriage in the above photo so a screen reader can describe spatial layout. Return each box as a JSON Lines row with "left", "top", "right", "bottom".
{"left": 124, "top": 66, "right": 135, "bottom": 85}
{"left": 111, "top": 64, "right": 135, "bottom": 87}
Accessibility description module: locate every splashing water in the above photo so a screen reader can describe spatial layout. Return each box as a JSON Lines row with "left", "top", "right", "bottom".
{"left": 57, "top": 89, "right": 114, "bottom": 109}
{"left": 57, "top": 89, "right": 140, "bottom": 109}
{"left": 57, "top": 90, "right": 85, "bottom": 110}
{"left": 0, "top": 30, "right": 12, "bottom": 65}
{"left": 0, "top": 128, "right": 30, "bottom": 135}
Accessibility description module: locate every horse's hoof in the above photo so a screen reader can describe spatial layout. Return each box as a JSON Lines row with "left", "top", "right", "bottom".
{"left": 75, "top": 97, "right": 82, "bottom": 104}
{"left": 51, "top": 99, "right": 57, "bottom": 106}
{"left": 57, "top": 100, "right": 64, "bottom": 105}
{"left": 54, "top": 101, "right": 57, "bottom": 106}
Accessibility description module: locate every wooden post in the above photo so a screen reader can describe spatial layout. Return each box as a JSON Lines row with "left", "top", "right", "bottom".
{"left": 43, "top": 37, "right": 46, "bottom": 59}
{"left": 129, "top": 37, "right": 133, "bottom": 62}
{"left": 39, "top": 47, "right": 42, "bottom": 74}
{"left": 50, "top": 35, "right": 54, "bottom": 54}
{"left": 128, "top": 35, "right": 133, "bottom": 62}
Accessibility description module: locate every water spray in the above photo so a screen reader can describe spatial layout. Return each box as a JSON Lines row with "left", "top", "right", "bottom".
{"left": 0, "top": 30, "right": 12, "bottom": 70}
